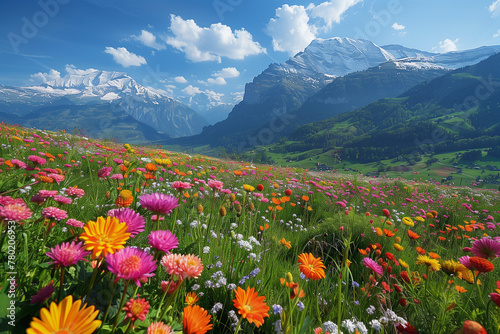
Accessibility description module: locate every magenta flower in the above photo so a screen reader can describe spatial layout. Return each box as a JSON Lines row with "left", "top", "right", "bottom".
{"left": 148, "top": 230, "right": 179, "bottom": 253}
{"left": 54, "top": 195, "right": 72, "bottom": 205}
{"left": 38, "top": 190, "right": 58, "bottom": 198}
{"left": 11, "top": 159, "right": 27, "bottom": 169}
{"left": 208, "top": 180, "right": 223, "bottom": 190}
{"left": 41, "top": 207, "right": 68, "bottom": 221}
{"left": 30, "top": 281, "right": 55, "bottom": 304}
{"left": 107, "top": 247, "right": 157, "bottom": 287}
{"left": 28, "top": 155, "right": 46, "bottom": 165}
{"left": 66, "top": 218, "right": 84, "bottom": 228}
{"left": 363, "top": 257, "right": 383, "bottom": 276}
{"left": 139, "top": 193, "right": 179, "bottom": 215}
{"left": 46, "top": 241, "right": 90, "bottom": 269}
{"left": 459, "top": 256, "right": 473, "bottom": 269}
{"left": 97, "top": 166, "right": 113, "bottom": 179}
{"left": 108, "top": 208, "right": 146, "bottom": 237}
{"left": 0, "top": 204, "right": 32, "bottom": 222}
{"left": 172, "top": 181, "right": 191, "bottom": 190}
{"left": 0, "top": 196, "right": 25, "bottom": 206}
{"left": 65, "top": 187, "right": 85, "bottom": 198}
{"left": 471, "top": 237, "right": 500, "bottom": 259}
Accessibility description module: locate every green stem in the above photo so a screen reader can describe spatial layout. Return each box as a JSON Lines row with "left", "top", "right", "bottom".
{"left": 83, "top": 261, "right": 100, "bottom": 302}
{"left": 112, "top": 280, "right": 130, "bottom": 333}
{"left": 233, "top": 316, "right": 243, "bottom": 334}
{"left": 57, "top": 267, "right": 65, "bottom": 302}
{"left": 124, "top": 320, "right": 133, "bottom": 334}
{"left": 204, "top": 191, "right": 216, "bottom": 241}
{"left": 158, "top": 279, "right": 185, "bottom": 321}
{"left": 155, "top": 282, "right": 170, "bottom": 321}
{"left": 98, "top": 281, "right": 118, "bottom": 333}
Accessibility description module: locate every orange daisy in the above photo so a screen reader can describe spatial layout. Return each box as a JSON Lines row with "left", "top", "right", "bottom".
{"left": 298, "top": 253, "right": 326, "bottom": 280}
{"left": 79, "top": 216, "right": 130, "bottom": 259}
{"left": 407, "top": 230, "right": 421, "bottom": 239}
{"left": 233, "top": 287, "right": 270, "bottom": 328}
{"left": 183, "top": 305, "right": 212, "bottom": 334}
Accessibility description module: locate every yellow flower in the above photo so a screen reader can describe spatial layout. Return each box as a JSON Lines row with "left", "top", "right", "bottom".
{"left": 154, "top": 158, "right": 172, "bottom": 166}
{"left": 80, "top": 216, "right": 130, "bottom": 259}
{"left": 415, "top": 216, "right": 425, "bottom": 223}
{"left": 399, "top": 259, "right": 409, "bottom": 268}
{"left": 280, "top": 238, "right": 291, "bottom": 249}
{"left": 394, "top": 243, "right": 404, "bottom": 251}
{"left": 416, "top": 255, "right": 441, "bottom": 272}
{"left": 402, "top": 217, "right": 414, "bottom": 227}
{"left": 243, "top": 184, "right": 255, "bottom": 192}
{"left": 26, "top": 295, "right": 101, "bottom": 334}
{"left": 441, "top": 260, "right": 459, "bottom": 275}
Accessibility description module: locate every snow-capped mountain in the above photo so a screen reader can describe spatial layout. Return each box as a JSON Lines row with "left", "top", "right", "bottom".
{"left": 0, "top": 70, "right": 208, "bottom": 138}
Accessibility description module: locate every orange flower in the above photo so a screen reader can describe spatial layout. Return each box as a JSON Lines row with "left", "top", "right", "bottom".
{"left": 301, "top": 195, "right": 309, "bottom": 202}
{"left": 469, "top": 257, "right": 494, "bottom": 273}
{"left": 383, "top": 229, "right": 395, "bottom": 237}
{"left": 233, "top": 287, "right": 270, "bottom": 328}
{"left": 79, "top": 216, "right": 130, "bottom": 259}
{"left": 185, "top": 292, "right": 199, "bottom": 306}
{"left": 233, "top": 170, "right": 242, "bottom": 176}
{"left": 272, "top": 198, "right": 281, "bottom": 205}
{"left": 375, "top": 227, "right": 383, "bottom": 236}
{"left": 429, "top": 252, "right": 440, "bottom": 259}
{"left": 416, "top": 247, "right": 425, "bottom": 255}
{"left": 298, "top": 253, "right": 326, "bottom": 280}
{"left": 280, "top": 238, "right": 291, "bottom": 249}
{"left": 183, "top": 305, "right": 212, "bottom": 334}
{"left": 145, "top": 163, "right": 157, "bottom": 172}
{"left": 455, "top": 285, "right": 467, "bottom": 293}
{"left": 407, "top": 230, "right": 420, "bottom": 240}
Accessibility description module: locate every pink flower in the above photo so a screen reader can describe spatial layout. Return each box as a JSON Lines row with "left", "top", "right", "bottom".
{"left": 161, "top": 280, "right": 180, "bottom": 294}
{"left": 107, "top": 247, "right": 157, "bottom": 287}
{"left": 161, "top": 253, "right": 203, "bottom": 280}
{"left": 46, "top": 241, "right": 90, "bottom": 268}
{"left": 48, "top": 173, "right": 65, "bottom": 183}
{"left": 172, "top": 181, "right": 191, "bottom": 190}
{"left": 0, "top": 196, "right": 25, "bottom": 206}
{"left": 123, "top": 297, "right": 149, "bottom": 325}
{"left": 38, "top": 190, "right": 58, "bottom": 198}
{"left": 110, "top": 174, "right": 124, "bottom": 180}
{"left": 11, "top": 159, "right": 26, "bottom": 169}
{"left": 148, "top": 322, "right": 172, "bottom": 334}
{"left": 208, "top": 180, "right": 223, "bottom": 191}
{"left": 54, "top": 195, "right": 72, "bottom": 205}
{"left": 65, "top": 187, "right": 85, "bottom": 198}
{"left": 139, "top": 193, "right": 179, "bottom": 215}
{"left": 97, "top": 166, "right": 112, "bottom": 179}
{"left": 363, "top": 257, "right": 384, "bottom": 276}
{"left": 458, "top": 256, "right": 473, "bottom": 269}
{"left": 30, "top": 281, "right": 54, "bottom": 304}
{"left": 0, "top": 204, "right": 32, "bottom": 222}
{"left": 28, "top": 155, "right": 46, "bottom": 165}
{"left": 148, "top": 230, "right": 179, "bottom": 253}
{"left": 113, "top": 158, "right": 123, "bottom": 164}
{"left": 66, "top": 218, "right": 84, "bottom": 228}
{"left": 108, "top": 208, "right": 146, "bottom": 238}
{"left": 41, "top": 207, "right": 68, "bottom": 221}
{"left": 471, "top": 237, "right": 500, "bottom": 259}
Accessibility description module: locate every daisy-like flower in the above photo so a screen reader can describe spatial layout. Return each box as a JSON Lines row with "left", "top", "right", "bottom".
{"left": 139, "top": 193, "right": 179, "bottom": 215}
{"left": 148, "top": 322, "right": 172, "bottom": 334}
{"left": 41, "top": 207, "right": 68, "bottom": 221}
{"left": 233, "top": 286, "right": 270, "bottom": 328}
{"left": 115, "top": 189, "right": 134, "bottom": 208}
{"left": 53, "top": 195, "right": 72, "bottom": 205}
{"left": 97, "top": 166, "right": 112, "bottom": 179}
{"left": 0, "top": 203, "right": 32, "bottom": 222}
{"left": 123, "top": 297, "right": 149, "bottom": 328}
{"left": 363, "top": 257, "right": 384, "bottom": 276}
{"left": 471, "top": 237, "right": 500, "bottom": 259}
{"left": 107, "top": 247, "right": 157, "bottom": 287}
{"left": 26, "top": 295, "right": 101, "bottom": 334}
{"left": 441, "top": 259, "right": 459, "bottom": 275}
{"left": 459, "top": 256, "right": 473, "bottom": 269}
{"left": 416, "top": 255, "right": 441, "bottom": 272}
{"left": 65, "top": 186, "right": 85, "bottom": 198}
{"left": 172, "top": 181, "right": 192, "bottom": 190}
{"left": 38, "top": 190, "right": 58, "bottom": 198}
{"left": 208, "top": 180, "right": 223, "bottom": 191}
{"left": 46, "top": 241, "right": 90, "bottom": 269}
{"left": 148, "top": 230, "right": 179, "bottom": 253}
{"left": 297, "top": 253, "right": 326, "bottom": 280}
{"left": 30, "top": 281, "right": 55, "bottom": 304}
{"left": 183, "top": 304, "right": 213, "bottom": 334}
{"left": 469, "top": 256, "right": 494, "bottom": 273}
{"left": 185, "top": 292, "right": 199, "bottom": 305}
{"left": 108, "top": 208, "right": 146, "bottom": 238}
{"left": 79, "top": 216, "right": 131, "bottom": 259}
{"left": 402, "top": 217, "right": 414, "bottom": 227}
{"left": 66, "top": 218, "right": 84, "bottom": 228}
{"left": 28, "top": 155, "right": 46, "bottom": 165}
{"left": 243, "top": 184, "right": 255, "bottom": 192}
{"left": 161, "top": 253, "right": 204, "bottom": 280}
{"left": 11, "top": 158, "right": 27, "bottom": 169}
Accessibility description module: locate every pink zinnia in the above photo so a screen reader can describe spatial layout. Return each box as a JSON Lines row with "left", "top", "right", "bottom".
{"left": 97, "top": 166, "right": 113, "bottom": 179}
{"left": 363, "top": 257, "right": 384, "bottom": 276}
{"left": 161, "top": 253, "right": 203, "bottom": 280}
{"left": 11, "top": 159, "right": 26, "bottom": 169}
{"left": 471, "top": 237, "right": 500, "bottom": 259}
{"left": 113, "top": 158, "right": 123, "bottom": 164}
{"left": 0, "top": 195, "right": 25, "bottom": 206}
{"left": 110, "top": 173, "right": 124, "bottom": 180}
{"left": 54, "top": 195, "right": 72, "bottom": 205}
{"left": 458, "top": 256, "right": 473, "bottom": 269}
{"left": 38, "top": 190, "right": 58, "bottom": 198}
{"left": 148, "top": 230, "right": 179, "bottom": 253}
{"left": 48, "top": 173, "right": 65, "bottom": 183}
{"left": 28, "top": 155, "right": 46, "bottom": 165}
{"left": 41, "top": 207, "right": 68, "bottom": 221}
{"left": 65, "top": 187, "right": 85, "bottom": 198}
{"left": 108, "top": 208, "right": 146, "bottom": 238}
{"left": 30, "top": 281, "right": 55, "bottom": 304}
{"left": 0, "top": 204, "right": 32, "bottom": 222}
{"left": 107, "top": 247, "right": 157, "bottom": 287}
{"left": 46, "top": 241, "right": 90, "bottom": 268}
{"left": 172, "top": 181, "right": 191, "bottom": 190}
{"left": 139, "top": 193, "right": 179, "bottom": 215}
{"left": 208, "top": 180, "right": 223, "bottom": 190}
{"left": 66, "top": 218, "right": 84, "bottom": 228}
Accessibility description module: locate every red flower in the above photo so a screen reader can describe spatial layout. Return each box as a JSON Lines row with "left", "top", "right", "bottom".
{"left": 382, "top": 209, "right": 391, "bottom": 217}
{"left": 285, "top": 189, "right": 292, "bottom": 196}
{"left": 399, "top": 298, "right": 407, "bottom": 307}
{"left": 256, "top": 184, "right": 264, "bottom": 191}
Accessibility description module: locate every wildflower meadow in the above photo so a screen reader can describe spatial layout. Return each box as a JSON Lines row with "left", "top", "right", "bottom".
{"left": 0, "top": 123, "right": 499, "bottom": 334}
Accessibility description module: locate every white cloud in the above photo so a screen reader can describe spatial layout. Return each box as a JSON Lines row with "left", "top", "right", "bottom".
{"left": 30, "top": 69, "right": 61, "bottom": 84}
{"left": 207, "top": 77, "right": 227, "bottom": 85}
{"left": 175, "top": 76, "right": 188, "bottom": 84}
{"left": 494, "top": 29, "right": 500, "bottom": 38}
{"left": 438, "top": 38, "right": 459, "bottom": 53}
{"left": 182, "top": 85, "right": 202, "bottom": 95}
{"left": 308, "top": 0, "right": 363, "bottom": 28}
{"left": 266, "top": 1, "right": 362, "bottom": 55}
{"left": 489, "top": 0, "right": 500, "bottom": 16}
{"left": 104, "top": 47, "right": 147, "bottom": 67}
{"left": 267, "top": 4, "right": 317, "bottom": 56}
{"left": 231, "top": 91, "right": 244, "bottom": 103}
{"left": 132, "top": 30, "right": 166, "bottom": 50}
{"left": 213, "top": 67, "right": 240, "bottom": 78}
{"left": 166, "top": 15, "right": 265, "bottom": 62}
{"left": 392, "top": 22, "right": 405, "bottom": 30}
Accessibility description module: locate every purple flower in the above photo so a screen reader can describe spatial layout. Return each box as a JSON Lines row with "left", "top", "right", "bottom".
{"left": 148, "top": 230, "right": 179, "bottom": 253}
{"left": 97, "top": 166, "right": 112, "bottom": 179}
{"left": 107, "top": 247, "right": 157, "bottom": 287}
{"left": 139, "top": 193, "right": 179, "bottom": 215}
{"left": 46, "top": 241, "right": 90, "bottom": 268}
{"left": 108, "top": 208, "right": 146, "bottom": 238}
{"left": 471, "top": 237, "right": 500, "bottom": 259}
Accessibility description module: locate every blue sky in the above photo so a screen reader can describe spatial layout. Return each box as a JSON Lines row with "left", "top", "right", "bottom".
{"left": 1, "top": 0, "right": 500, "bottom": 108}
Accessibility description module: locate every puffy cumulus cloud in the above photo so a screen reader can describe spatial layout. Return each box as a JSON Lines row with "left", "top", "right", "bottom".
{"left": 104, "top": 47, "right": 147, "bottom": 67}
{"left": 165, "top": 15, "right": 265, "bottom": 62}
{"left": 392, "top": 22, "right": 405, "bottom": 30}
{"left": 489, "top": 0, "right": 500, "bottom": 16}
{"left": 30, "top": 69, "right": 61, "bottom": 84}
{"left": 267, "top": 5, "right": 317, "bottom": 56}
{"left": 308, "top": 0, "right": 363, "bottom": 28}
{"left": 132, "top": 30, "right": 166, "bottom": 50}
{"left": 182, "top": 85, "right": 203, "bottom": 95}
{"left": 212, "top": 67, "right": 240, "bottom": 78}
{"left": 207, "top": 77, "right": 227, "bottom": 85}
{"left": 64, "top": 65, "right": 100, "bottom": 75}
{"left": 267, "top": 1, "right": 362, "bottom": 55}
{"left": 175, "top": 76, "right": 188, "bottom": 84}
{"left": 438, "top": 38, "right": 458, "bottom": 52}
